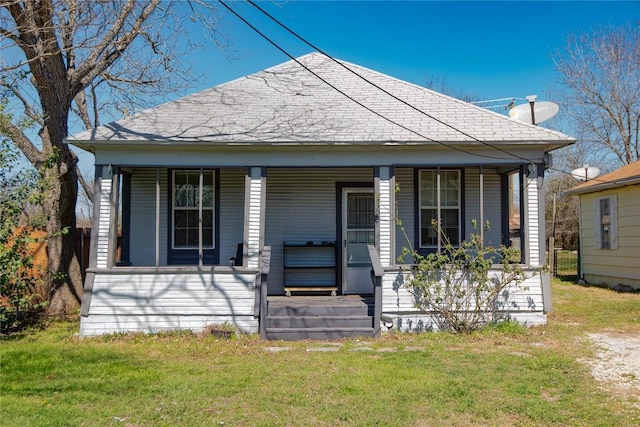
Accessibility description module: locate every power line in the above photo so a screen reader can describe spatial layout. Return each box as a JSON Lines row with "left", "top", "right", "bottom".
{"left": 220, "top": 0, "right": 528, "bottom": 162}
{"left": 222, "top": 1, "right": 628, "bottom": 187}
{"left": 245, "top": 0, "right": 533, "bottom": 163}
{"left": 245, "top": 1, "right": 636, "bottom": 186}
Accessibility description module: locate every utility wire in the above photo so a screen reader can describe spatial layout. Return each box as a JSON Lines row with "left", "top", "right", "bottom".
{"left": 246, "top": 0, "right": 532, "bottom": 163}
{"left": 224, "top": 1, "right": 626, "bottom": 187}
{"left": 220, "top": 0, "right": 525, "bottom": 161}
{"left": 246, "top": 1, "right": 633, "bottom": 188}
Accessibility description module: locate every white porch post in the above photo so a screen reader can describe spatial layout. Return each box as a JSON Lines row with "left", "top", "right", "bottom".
{"left": 479, "top": 165, "right": 484, "bottom": 243}
{"left": 155, "top": 167, "right": 160, "bottom": 268}
{"left": 523, "top": 169, "right": 542, "bottom": 267}
{"left": 245, "top": 167, "right": 266, "bottom": 269}
{"left": 95, "top": 165, "right": 114, "bottom": 269}
{"left": 107, "top": 167, "right": 120, "bottom": 268}
{"left": 81, "top": 164, "right": 110, "bottom": 316}
{"left": 375, "top": 166, "right": 395, "bottom": 267}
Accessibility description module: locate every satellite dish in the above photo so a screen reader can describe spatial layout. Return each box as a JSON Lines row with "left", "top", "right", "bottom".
{"left": 509, "top": 101, "right": 559, "bottom": 124}
{"left": 571, "top": 165, "right": 600, "bottom": 181}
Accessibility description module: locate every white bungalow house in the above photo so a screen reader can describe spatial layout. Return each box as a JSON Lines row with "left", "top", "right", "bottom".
{"left": 67, "top": 53, "right": 575, "bottom": 339}
{"left": 566, "top": 160, "right": 640, "bottom": 290}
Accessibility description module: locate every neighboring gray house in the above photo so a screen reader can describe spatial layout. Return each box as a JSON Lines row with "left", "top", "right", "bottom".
{"left": 67, "top": 53, "right": 575, "bottom": 339}
{"left": 566, "top": 160, "right": 640, "bottom": 290}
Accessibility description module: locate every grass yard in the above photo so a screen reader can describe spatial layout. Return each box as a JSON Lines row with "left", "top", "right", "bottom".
{"left": 2, "top": 279, "right": 640, "bottom": 426}
{"left": 553, "top": 250, "right": 579, "bottom": 279}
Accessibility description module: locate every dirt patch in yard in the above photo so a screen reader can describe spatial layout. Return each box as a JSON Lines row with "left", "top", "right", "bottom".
{"left": 579, "top": 333, "right": 640, "bottom": 409}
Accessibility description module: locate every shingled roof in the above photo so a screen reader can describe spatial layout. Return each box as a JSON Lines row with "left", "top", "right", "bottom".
{"left": 566, "top": 160, "right": 640, "bottom": 195}
{"left": 68, "top": 52, "right": 574, "bottom": 146}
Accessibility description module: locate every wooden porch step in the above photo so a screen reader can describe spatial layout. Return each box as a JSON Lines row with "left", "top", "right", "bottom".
{"left": 267, "top": 315, "right": 373, "bottom": 329}
{"left": 265, "top": 327, "right": 376, "bottom": 341}
{"left": 267, "top": 297, "right": 372, "bottom": 317}
{"left": 264, "top": 295, "right": 375, "bottom": 340}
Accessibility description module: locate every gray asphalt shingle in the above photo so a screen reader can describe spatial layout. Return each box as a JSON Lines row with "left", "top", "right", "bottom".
{"left": 68, "top": 53, "right": 574, "bottom": 144}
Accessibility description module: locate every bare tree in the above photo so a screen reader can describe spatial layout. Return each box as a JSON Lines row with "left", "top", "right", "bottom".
{"left": 553, "top": 23, "right": 640, "bottom": 169}
{"left": 423, "top": 74, "right": 479, "bottom": 103}
{"left": 544, "top": 173, "right": 580, "bottom": 250}
{"left": 0, "top": 0, "right": 222, "bottom": 314}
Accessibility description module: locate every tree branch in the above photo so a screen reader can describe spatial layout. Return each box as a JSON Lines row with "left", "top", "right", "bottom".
{"left": 0, "top": 119, "right": 44, "bottom": 166}
{"left": 75, "top": 163, "right": 93, "bottom": 204}
{"left": 0, "top": 79, "right": 42, "bottom": 123}
{"left": 71, "top": 0, "right": 162, "bottom": 95}
{"left": 72, "top": 88, "right": 92, "bottom": 129}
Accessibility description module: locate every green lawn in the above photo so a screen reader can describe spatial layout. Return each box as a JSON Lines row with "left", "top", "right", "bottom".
{"left": 2, "top": 279, "right": 639, "bottom": 426}
{"left": 553, "top": 250, "right": 579, "bottom": 278}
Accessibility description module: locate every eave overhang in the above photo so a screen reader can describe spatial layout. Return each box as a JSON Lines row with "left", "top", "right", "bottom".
{"left": 565, "top": 177, "right": 640, "bottom": 196}
{"left": 66, "top": 137, "right": 576, "bottom": 155}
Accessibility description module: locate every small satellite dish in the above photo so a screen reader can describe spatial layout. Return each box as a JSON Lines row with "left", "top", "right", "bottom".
{"left": 509, "top": 101, "right": 559, "bottom": 124}
{"left": 571, "top": 165, "right": 600, "bottom": 181}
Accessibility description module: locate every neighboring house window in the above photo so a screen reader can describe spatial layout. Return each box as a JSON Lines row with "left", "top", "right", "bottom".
{"left": 594, "top": 195, "right": 617, "bottom": 250}
{"left": 419, "top": 169, "right": 461, "bottom": 248}
{"left": 169, "top": 169, "right": 217, "bottom": 265}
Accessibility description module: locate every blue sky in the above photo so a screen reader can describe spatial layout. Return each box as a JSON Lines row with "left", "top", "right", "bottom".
{"left": 67, "top": 1, "right": 638, "bottom": 171}
{"left": 191, "top": 1, "right": 639, "bottom": 107}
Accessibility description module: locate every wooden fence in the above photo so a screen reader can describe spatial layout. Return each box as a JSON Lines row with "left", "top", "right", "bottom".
{"left": 21, "top": 228, "right": 117, "bottom": 281}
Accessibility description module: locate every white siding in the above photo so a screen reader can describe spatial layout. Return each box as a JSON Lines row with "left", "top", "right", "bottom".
{"left": 381, "top": 269, "right": 546, "bottom": 331}
{"left": 265, "top": 168, "right": 373, "bottom": 294}
{"left": 80, "top": 271, "right": 258, "bottom": 335}
{"left": 129, "top": 168, "right": 168, "bottom": 266}
{"left": 126, "top": 168, "right": 245, "bottom": 267}
{"left": 378, "top": 167, "right": 393, "bottom": 266}
{"left": 219, "top": 169, "right": 246, "bottom": 265}
{"left": 394, "top": 167, "right": 504, "bottom": 261}
{"left": 394, "top": 168, "right": 415, "bottom": 262}
{"left": 579, "top": 185, "right": 640, "bottom": 289}
{"left": 96, "top": 177, "right": 112, "bottom": 268}
{"left": 464, "top": 167, "right": 502, "bottom": 246}
{"left": 525, "top": 177, "right": 541, "bottom": 266}
{"left": 246, "top": 168, "right": 264, "bottom": 269}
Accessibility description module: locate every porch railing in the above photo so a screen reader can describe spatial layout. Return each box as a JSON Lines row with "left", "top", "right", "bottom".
{"left": 256, "top": 246, "right": 271, "bottom": 338}
{"left": 367, "top": 245, "right": 383, "bottom": 337}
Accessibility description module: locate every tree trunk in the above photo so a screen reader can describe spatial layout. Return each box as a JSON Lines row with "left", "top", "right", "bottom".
{"left": 37, "top": 79, "right": 84, "bottom": 315}
{"left": 41, "top": 148, "right": 84, "bottom": 315}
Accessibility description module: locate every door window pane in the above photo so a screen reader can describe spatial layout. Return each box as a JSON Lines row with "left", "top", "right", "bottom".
{"left": 348, "top": 194, "right": 375, "bottom": 228}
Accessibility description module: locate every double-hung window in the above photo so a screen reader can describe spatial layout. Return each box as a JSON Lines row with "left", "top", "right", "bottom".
{"left": 171, "top": 170, "right": 215, "bottom": 264}
{"left": 419, "top": 169, "right": 461, "bottom": 248}
{"left": 595, "top": 195, "right": 617, "bottom": 250}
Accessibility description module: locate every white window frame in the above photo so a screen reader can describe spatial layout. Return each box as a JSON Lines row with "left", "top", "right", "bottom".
{"left": 419, "top": 169, "right": 461, "bottom": 249}
{"left": 171, "top": 169, "right": 216, "bottom": 250}
{"left": 594, "top": 194, "right": 617, "bottom": 250}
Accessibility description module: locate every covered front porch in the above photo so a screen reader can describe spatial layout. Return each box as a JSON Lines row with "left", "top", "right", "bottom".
{"left": 80, "top": 161, "right": 545, "bottom": 338}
